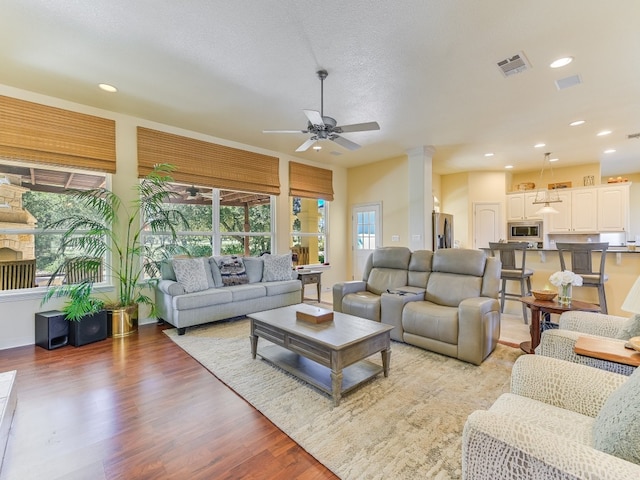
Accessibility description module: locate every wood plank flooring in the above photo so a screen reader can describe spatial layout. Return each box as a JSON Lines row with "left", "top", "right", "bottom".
{"left": 0, "top": 323, "right": 338, "bottom": 480}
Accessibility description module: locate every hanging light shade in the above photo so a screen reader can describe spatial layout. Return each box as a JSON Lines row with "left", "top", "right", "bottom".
{"left": 532, "top": 152, "right": 562, "bottom": 214}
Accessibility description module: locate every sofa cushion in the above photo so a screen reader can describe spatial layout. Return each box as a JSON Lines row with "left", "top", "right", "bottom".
{"left": 160, "top": 259, "right": 177, "bottom": 281}
{"left": 367, "top": 268, "right": 408, "bottom": 296}
{"left": 614, "top": 314, "right": 640, "bottom": 340}
{"left": 408, "top": 250, "right": 432, "bottom": 288}
{"left": 593, "top": 367, "right": 640, "bottom": 464}
{"left": 243, "top": 256, "right": 264, "bottom": 283}
{"left": 208, "top": 257, "right": 223, "bottom": 287}
{"left": 432, "top": 248, "right": 486, "bottom": 277}
{"left": 173, "top": 288, "right": 233, "bottom": 310}
{"left": 426, "top": 272, "right": 483, "bottom": 307}
{"left": 262, "top": 253, "right": 293, "bottom": 281}
{"left": 230, "top": 283, "right": 266, "bottom": 302}
{"left": 402, "top": 301, "right": 459, "bottom": 344}
{"left": 371, "top": 246, "right": 412, "bottom": 269}
{"left": 172, "top": 258, "right": 210, "bottom": 293}
{"left": 342, "top": 292, "right": 382, "bottom": 322}
{"left": 216, "top": 256, "right": 249, "bottom": 286}
{"left": 264, "top": 279, "right": 300, "bottom": 296}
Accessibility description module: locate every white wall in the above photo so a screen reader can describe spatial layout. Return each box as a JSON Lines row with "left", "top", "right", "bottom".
{"left": 0, "top": 84, "right": 348, "bottom": 350}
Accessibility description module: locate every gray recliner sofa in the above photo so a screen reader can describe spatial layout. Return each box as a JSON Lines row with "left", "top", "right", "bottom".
{"left": 333, "top": 247, "right": 501, "bottom": 365}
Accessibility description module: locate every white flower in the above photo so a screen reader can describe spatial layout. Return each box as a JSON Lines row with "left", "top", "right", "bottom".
{"left": 549, "top": 270, "right": 583, "bottom": 287}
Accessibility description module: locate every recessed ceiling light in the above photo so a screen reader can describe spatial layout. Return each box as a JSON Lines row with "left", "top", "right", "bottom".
{"left": 98, "top": 83, "right": 118, "bottom": 93}
{"left": 549, "top": 157, "right": 559, "bottom": 162}
{"left": 505, "top": 165, "right": 513, "bottom": 169}
{"left": 597, "top": 130, "right": 612, "bottom": 136}
{"left": 484, "top": 153, "right": 494, "bottom": 157}
{"left": 550, "top": 57, "right": 573, "bottom": 68}
{"left": 534, "top": 143, "right": 546, "bottom": 148}
{"left": 604, "top": 149, "right": 616, "bottom": 154}
{"left": 569, "top": 120, "right": 585, "bottom": 126}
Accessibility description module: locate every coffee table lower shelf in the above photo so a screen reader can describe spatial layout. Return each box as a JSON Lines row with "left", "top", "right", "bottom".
{"left": 258, "top": 344, "right": 384, "bottom": 401}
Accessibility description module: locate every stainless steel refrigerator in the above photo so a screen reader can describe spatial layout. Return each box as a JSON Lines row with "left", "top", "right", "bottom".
{"left": 433, "top": 212, "right": 454, "bottom": 250}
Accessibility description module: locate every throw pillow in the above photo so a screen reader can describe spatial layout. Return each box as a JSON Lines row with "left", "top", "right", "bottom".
{"left": 172, "top": 258, "right": 209, "bottom": 293}
{"left": 217, "top": 256, "right": 249, "bottom": 286}
{"left": 592, "top": 366, "right": 640, "bottom": 464}
{"left": 242, "top": 256, "right": 264, "bottom": 283}
{"left": 615, "top": 314, "right": 640, "bottom": 340}
{"left": 262, "top": 253, "right": 293, "bottom": 282}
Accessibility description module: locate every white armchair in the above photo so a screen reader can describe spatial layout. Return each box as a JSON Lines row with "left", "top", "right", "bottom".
{"left": 535, "top": 310, "right": 639, "bottom": 375}
{"left": 462, "top": 355, "right": 640, "bottom": 479}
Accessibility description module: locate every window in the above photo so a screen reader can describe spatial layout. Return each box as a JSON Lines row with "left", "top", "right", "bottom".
{"left": 290, "top": 196, "right": 327, "bottom": 266}
{"left": 0, "top": 160, "right": 108, "bottom": 290}
{"left": 141, "top": 185, "right": 274, "bottom": 262}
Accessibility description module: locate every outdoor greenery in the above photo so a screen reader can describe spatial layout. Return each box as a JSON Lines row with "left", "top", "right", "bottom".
{"left": 41, "top": 163, "right": 188, "bottom": 320}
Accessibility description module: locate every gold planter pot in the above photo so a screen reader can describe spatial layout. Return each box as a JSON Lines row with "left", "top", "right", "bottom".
{"left": 108, "top": 305, "right": 138, "bottom": 338}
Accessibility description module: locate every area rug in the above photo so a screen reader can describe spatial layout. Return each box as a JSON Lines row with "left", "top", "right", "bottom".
{"left": 165, "top": 319, "right": 522, "bottom": 479}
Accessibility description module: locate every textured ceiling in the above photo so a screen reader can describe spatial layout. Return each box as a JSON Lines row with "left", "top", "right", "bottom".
{"left": 1, "top": 0, "right": 639, "bottom": 176}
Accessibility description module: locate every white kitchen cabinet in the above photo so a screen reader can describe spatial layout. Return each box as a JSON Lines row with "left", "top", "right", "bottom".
{"left": 548, "top": 188, "right": 597, "bottom": 233}
{"left": 506, "top": 192, "right": 542, "bottom": 221}
{"left": 598, "top": 184, "right": 630, "bottom": 232}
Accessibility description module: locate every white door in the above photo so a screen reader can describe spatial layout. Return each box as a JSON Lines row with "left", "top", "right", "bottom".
{"left": 352, "top": 203, "right": 381, "bottom": 280}
{"left": 473, "top": 203, "right": 501, "bottom": 249}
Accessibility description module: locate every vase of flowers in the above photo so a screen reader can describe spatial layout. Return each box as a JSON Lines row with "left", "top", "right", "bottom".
{"left": 549, "top": 270, "right": 583, "bottom": 306}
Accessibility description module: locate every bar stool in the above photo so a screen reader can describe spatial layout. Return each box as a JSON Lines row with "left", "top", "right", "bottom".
{"left": 556, "top": 242, "right": 609, "bottom": 313}
{"left": 489, "top": 242, "right": 533, "bottom": 323}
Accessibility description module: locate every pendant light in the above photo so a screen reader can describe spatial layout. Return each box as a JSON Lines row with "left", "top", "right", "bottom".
{"left": 532, "top": 152, "right": 562, "bottom": 215}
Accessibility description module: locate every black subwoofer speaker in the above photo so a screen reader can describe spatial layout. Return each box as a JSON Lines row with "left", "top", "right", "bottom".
{"left": 35, "top": 310, "right": 69, "bottom": 350}
{"left": 69, "top": 311, "right": 108, "bottom": 347}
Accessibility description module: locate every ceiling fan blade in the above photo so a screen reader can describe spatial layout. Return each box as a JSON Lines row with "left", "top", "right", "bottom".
{"left": 262, "top": 129, "right": 308, "bottom": 134}
{"left": 335, "top": 121, "right": 380, "bottom": 133}
{"left": 303, "top": 109, "right": 325, "bottom": 126}
{"left": 331, "top": 135, "right": 361, "bottom": 151}
{"left": 295, "top": 138, "right": 317, "bottom": 152}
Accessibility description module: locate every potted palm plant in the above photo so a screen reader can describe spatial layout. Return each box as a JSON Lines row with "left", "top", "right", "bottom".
{"left": 42, "top": 163, "right": 188, "bottom": 337}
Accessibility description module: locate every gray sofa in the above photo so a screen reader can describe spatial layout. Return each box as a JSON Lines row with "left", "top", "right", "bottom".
{"left": 333, "top": 246, "right": 501, "bottom": 365}
{"left": 155, "top": 255, "right": 301, "bottom": 335}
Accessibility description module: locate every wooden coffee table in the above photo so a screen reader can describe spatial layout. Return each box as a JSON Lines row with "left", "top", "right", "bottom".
{"left": 248, "top": 304, "right": 393, "bottom": 406}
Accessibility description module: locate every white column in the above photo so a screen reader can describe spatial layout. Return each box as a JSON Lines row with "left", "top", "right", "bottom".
{"left": 407, "top": 146, "right": 435, "bottom": 251}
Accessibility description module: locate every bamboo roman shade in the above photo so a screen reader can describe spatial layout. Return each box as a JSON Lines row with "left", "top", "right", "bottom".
{"left": 137, "top": 127, "right": 280, "bottom": 195}
{"left": 289, "top": 161, "right": 334, "bottom": 201}
{"left": 0, "top": 95, "right": 116, "bottom": 173}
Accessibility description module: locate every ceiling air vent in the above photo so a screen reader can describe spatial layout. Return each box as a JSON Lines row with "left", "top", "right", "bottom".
{"left": 555, "top": 74, "right": 582, "bottom": 91}
{"left": 496, "top": 52, "right": 531, "bottom": 77}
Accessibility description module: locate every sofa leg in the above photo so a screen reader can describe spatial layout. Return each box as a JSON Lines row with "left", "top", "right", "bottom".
{"left": 177, "top": 327, "right": 186, "bottom": 335}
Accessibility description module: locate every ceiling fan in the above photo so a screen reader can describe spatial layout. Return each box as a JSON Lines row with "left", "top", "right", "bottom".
{"left": 179, "top": 185, "right": 213, "bottom": 200}
{"left": 263, "top": 69, "right": 380, "bottom": 152}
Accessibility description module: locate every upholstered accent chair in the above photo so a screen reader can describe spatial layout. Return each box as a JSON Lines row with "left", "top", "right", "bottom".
{"left": 463, "top": 355, "right": 640, "bottom": 479}
{"left": 535, "top": 310, "right": 639, "bottom": 376}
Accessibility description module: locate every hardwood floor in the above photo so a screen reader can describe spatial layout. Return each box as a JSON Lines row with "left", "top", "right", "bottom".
{"left": 0, "top": 323, "right": 338, "bottom": 480}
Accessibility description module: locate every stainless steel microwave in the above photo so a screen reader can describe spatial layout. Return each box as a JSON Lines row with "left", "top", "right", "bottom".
{"left": 508, "top": 221, "right": 543, "bottom": 242}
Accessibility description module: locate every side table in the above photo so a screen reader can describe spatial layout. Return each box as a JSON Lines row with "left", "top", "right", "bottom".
{"left": 574, "top": 336, "right": 640, "bottom": 367}
{"left": 518, "top": 296, "right": 600, "bottom": 354}
{"left": 297, "top": 270, "right": 322, "bottom": 303}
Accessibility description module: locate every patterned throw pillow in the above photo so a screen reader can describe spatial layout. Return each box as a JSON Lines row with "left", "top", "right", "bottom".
{"left": 593, "top": 366, "right": 640, "bottom": 464}
{"left": 172, "top": 258, "right": 209, "bottom": 293}
{"left": 615, "top": 314, "right": 640, "bottom": 340}
{"left": 217, "top": 256, "right": 249, "bottom": 286}
{"left": 262, "top": 253, "right": 293, "bottom": 282}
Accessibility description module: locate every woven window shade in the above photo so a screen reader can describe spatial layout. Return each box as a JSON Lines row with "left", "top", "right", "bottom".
{"left": 289, "top": 161, "right": 334, "bottom": 201}
{"left": 137, "top": 127, "right": 280, "bottom": 195}
{"left": 0, "top": 95, "right": 116, "bottom": 173}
